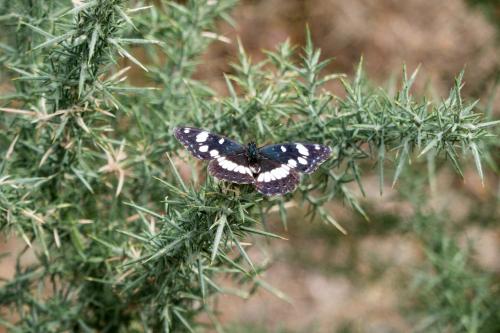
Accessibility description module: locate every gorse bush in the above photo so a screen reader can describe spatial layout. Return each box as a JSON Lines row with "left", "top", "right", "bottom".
{"left": 394, "top": 171, "right": 500, "bottom": 333}
{"left": 0, "top": 0, "right": 498, "bottom": 332}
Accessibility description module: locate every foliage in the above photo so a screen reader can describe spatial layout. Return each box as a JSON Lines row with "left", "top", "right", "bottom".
{"left": 0, "top": 0, "right": 498, "bottom": 331}
{"left": 399, "top": 174, "right": 500, "bottom": 333}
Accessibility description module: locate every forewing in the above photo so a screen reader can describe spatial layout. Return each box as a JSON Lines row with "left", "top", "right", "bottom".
{"left": 174, "top": 127, "right": 244, "bottom": 160}
{"left": 208, "top": 153, "right": 255, "bottom": 184}
{"left": 258, "top": 143, "right": 332, "bottom": 173}
{"left": 254, "top": 157, "right": 299, "bottom": 196}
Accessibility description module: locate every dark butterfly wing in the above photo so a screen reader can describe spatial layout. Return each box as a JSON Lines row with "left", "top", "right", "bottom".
{"left": 208, "top": 153, "right": 255, "bottom": 184}
{"left": 254, "top": 157, "right": 299, "bottom": 196}
{"left": 258, "top": 143, "right": 332, "bottom": 173}
{"left": 174, "top": 127, "right": 245, "bottom": 160}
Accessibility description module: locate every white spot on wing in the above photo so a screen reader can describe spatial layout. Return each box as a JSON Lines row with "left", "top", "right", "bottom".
{"left": 218, "top": 138, "right": 224, "bottom": 144}
{"left": 315, "top": 144, "right": 320, "bottom": 150}
{"left": 217, "top": 156, "right": 251, "bottom": 175}
{"left": 221, "top": 159, "right": 230, "bottom": 169}
{"left": 271, "top": 167, "right": 288, "bottom": 179}
{"left": 281, "top": 146, "right": 287, "bottom": 152}
{"left": 287, "top": 159, "right": 297, "bottom": 168}
{"left": 298, "top": 157, "right": 308, "bottom": 165}
{"left": 296, "top": 144, "right": 309, "bottom": 156}
{"left": 183, "top": 128, "right": 190, "bottom": 133}
{"left": 209, "top": 149, "right": 219, "bottom": 157}
{"left": 199, "top": 145, "right": 209, "bottom": 152}
{"left": 217, "top": 158, "right": 225, "bottom": 167}
{"left": 226, "top": 161, "right": 236, "bottom": 171}
{"left": 280, "top": 165, "right": 290, "bottom": 177}
{"left": 196, "top": 131, "right": 209, "bottom": 142}
{"left": 264, "top": 172, "right": 271, "bottom": 183}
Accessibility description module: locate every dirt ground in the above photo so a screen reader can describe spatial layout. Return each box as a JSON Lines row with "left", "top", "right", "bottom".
{"left": 214, "top": 170, "right": 500, "bottom": 332}
{"left": 200, "top": 0, "right": 499, "bottom": 103}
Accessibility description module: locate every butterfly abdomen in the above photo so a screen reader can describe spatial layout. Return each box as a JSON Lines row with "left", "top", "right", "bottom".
{"left": 246, "top": 142, "right": 258, "bottom": 164}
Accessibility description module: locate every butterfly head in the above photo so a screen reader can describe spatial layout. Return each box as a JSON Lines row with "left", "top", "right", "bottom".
{"left": 247, "top": 142, "right": 259, "bottom": 163}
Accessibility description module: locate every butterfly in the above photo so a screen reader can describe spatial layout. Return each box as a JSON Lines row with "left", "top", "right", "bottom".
{"left": 174, "top": 127, "right": 332, "bottom": 196}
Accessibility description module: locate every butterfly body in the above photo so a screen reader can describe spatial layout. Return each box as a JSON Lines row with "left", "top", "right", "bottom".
{"left": 174, "top": 127, "right": 332, "bottom": 196}
{"left": 246, "top": 142, "right": 259, "bottom": 165}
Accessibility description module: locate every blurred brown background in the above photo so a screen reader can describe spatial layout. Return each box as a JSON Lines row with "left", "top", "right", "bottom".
{"left": 1, "top": 0, "right": 499, "bottom": 332}
{"left": 200, "top": 0, "right": 499, "bottom": 100}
